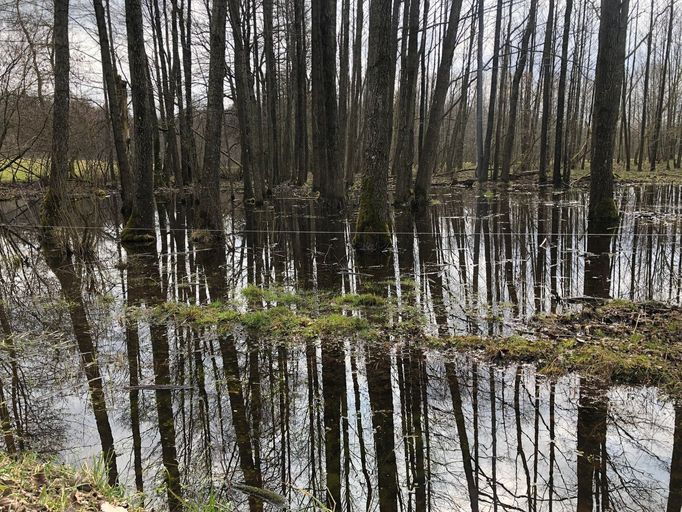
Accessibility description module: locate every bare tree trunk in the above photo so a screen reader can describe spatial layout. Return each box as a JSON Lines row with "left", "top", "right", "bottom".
{"left": 179, "top": 0, "right": 198, "bottom": 185}
{"left": 650, "top": 0, "right": 674, "bottom": 171}
{"left": 538, "top": 0, "right": 555, "bottom": 184}
{"left": 500, "top": 0, "right": 538, "bottom": 182}
{"left": 264, "top": 0, "right": 280, "bottom": 185}
{"left": 480, "top": 0, "right": 504, "bottom": 182}
{"left": 122, "top": 0, "right": 156, "bottom": 242}
{"left": 387, "top": 0, "right": 401, "bottom": 124}
{"left": 518, "top": 33, "right": 537, "bottom": 173}
{"left": 345, "top": 0, "right": 364, "bottom": 188}
{"left": 564, "top": 0, "right": 587, "bottom": 183}
{"left": 637, "top": 0, "right": 654, "bottom": 172}
{"left": 338, "top": 0, "right": 350, "bottom": 183}
{"left": 228, "top": 0, "right": 264, "bottom": 204}
{"left": 393, "top": 0, "right": 420, "bottom": 204}
{"left": 93, "top": 0, "right": 133, "bottom": 217}
{"left": 475, "top": 0, "right": 484, "bottom": 181}
{"left": 553, "top": 0, "right": 573, "bottom": 186}
{"left": 452, "top": 14, "right": 476, "bottom": 174}
{"left": 677, "top": 106, "right": 682, "bottom": 168}
{"left": 150, "top": 0, "right": 180, "bottom": 187}
{"left": 311, "top": 0, "right": 344, "bottom": 208}
{"left": 619, "top": 2, "right": 636, "bottom": 174}
{"left": 169, "top": 0, "right": 184, "bottom": 188}
{"left": 354, "top": 0, "right": 395, "bottom": 250}
{"left": 589, "top": 0, "right": 629, "bottom": 228}
{"left": 43, "top": 0, "right": 70, "bottom": 228}
{"left": 293, "top": 0, "right": 308, "bottom": 185}
{"left": 493, "top": 6, "right": 513, "bottom": 181}
{"left": 194, "top": 0, "right": 227, "bottom": 241}
{"left": 416, "top": 0, "right": 430, "bottom": 164}
{"left": 452, "top": 12, "right": 477, "bottom": 176}
{"left": 413, "top": 0, "right": 465, "bottom": 205}
{"left": 620, "top": 75, "right": 631, "bottom": 171}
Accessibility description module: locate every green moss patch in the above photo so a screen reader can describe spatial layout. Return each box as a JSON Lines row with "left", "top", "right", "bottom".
{"left": 332, "top": 293, "right": 386, "bottom": 307}
{"left": 241, "top": 285, "right": 304, "bottom": 306}
{"left": 136, "top": 289, "right": 387, "bottom": 341}
{"left": 440, "top": 301, "right": 682, "bottom": 391}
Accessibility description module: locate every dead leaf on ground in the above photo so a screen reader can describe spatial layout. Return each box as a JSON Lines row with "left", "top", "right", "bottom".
{"left": 100, "top": 503, "right": 127, "bottom": 512}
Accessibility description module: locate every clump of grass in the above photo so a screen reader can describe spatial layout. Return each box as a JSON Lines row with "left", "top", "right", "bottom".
{"left": 564, "top": 343, "right": 669, "bottom": 384}
{"left": 120, "top": 229, "right": 156, "bottom": 245}
{"left": 0, "top": 452, "right": 141, "bottom": 511}
{"left": 332, "top": 293, "right": 386, "bottom": 307}
{"left": 190, "top": 229, "right": 218, "bottom": 245}
{"left": 136, "top": 287, "right": 387, "bottom": 342}
{"left": 147, "top": 301, "right": 240, "bottom": 327}
{"left": 241, "top": 306, "right": 310, "bottom": 334}
{"left": 439, "top": 336, "right": 568, "bottom": 366}
{"left": 182, "top": 490, "right": 233, "bottom": 511}
{"left": 242, "top": 285, "right": 303, "bottom": 306}
{"left": 151, "top": 301, "right": 306, "bottom": 335}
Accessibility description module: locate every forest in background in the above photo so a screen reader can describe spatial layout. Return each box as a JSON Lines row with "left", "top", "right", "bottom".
{"left": 0, "top": 0, "right": 674, "bottom": 245}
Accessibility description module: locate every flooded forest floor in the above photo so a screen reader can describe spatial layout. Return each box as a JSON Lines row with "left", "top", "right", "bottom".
{"left": 2, "top": 181, "right": 682, "bottom": 510}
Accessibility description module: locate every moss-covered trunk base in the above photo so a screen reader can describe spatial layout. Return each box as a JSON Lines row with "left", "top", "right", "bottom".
{"left": 120, "top": 214, "right": 156, "bottom": 244}
{"left": 588, "top": 197, "right": 619, "bottom": 229}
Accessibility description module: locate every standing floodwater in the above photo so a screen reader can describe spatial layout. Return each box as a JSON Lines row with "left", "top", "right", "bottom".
{"left": 0, "top": 185, "right": 680, "bottom": 511}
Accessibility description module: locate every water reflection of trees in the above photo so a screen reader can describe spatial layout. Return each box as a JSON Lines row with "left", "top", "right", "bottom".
{"left": 43, "top": 241, "right": 119, "bottom": 486}
{"left": 0, "top": 188, "right": 680, "bottom": 510}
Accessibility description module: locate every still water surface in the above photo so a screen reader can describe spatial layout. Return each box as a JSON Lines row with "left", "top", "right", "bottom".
{"left": 0, "top": 185, "right": 680, "bottom": 511}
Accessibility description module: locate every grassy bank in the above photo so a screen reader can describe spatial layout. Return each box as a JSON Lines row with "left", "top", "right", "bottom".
{"left": 1, "top": 156, "right": 680, "bottom": 190}
{"left": 0, "top": 452, "right": 140, "bottom": 511}
{"left": 571, "top": 162, "right": 682, "bottom": 185}
{"left": 0, "top": 158, "right": 113, "bottom": 184}
{"left": 429, "top": 161, "right": 682, "bottom": 187}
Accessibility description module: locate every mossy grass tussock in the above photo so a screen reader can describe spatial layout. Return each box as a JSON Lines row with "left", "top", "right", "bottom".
{"left": 133, "top": 285, "right": 682, "bottom": 391}
{"left": 439, "top": 300, "right": 682, "bottom": 391}
{"left": 331, "top": 293, "right": 386, "bottom": 307}
{"left": 136, "top": 287, "right": 387, "bottom": 340}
